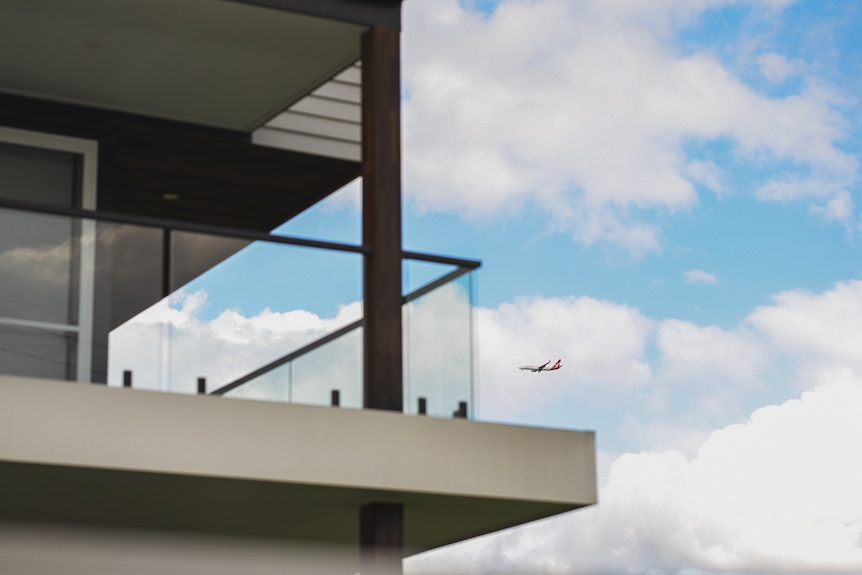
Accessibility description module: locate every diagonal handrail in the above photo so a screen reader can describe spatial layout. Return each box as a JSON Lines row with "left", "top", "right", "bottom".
{"left": 210, "top": 317, "right": 362, "bottom": 396}
{"left": 210, "top": 264, "right": 475, "bottom": 396}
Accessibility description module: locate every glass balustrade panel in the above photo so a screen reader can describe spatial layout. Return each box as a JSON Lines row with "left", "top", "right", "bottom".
{"left": 103, "top": 222, "right": 173, "bottom": 389}
{"left": 290, "top": 325, "right": 363, "bottom": 408}
{"left": 220, "top": 324, "right": 363, "bottom": 408}
{"left": 403, "top": 261, "right": 476, "bottom": 418}
{"left": 220, "top": 361, "right": 293, "bottom": 403}
{"left": 164, "top": 231, "right": 362, "bottom": 395}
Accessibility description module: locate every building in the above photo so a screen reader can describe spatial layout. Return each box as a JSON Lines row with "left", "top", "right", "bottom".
{"left": 0, "top": 1, "right": 596, "bottom": 573}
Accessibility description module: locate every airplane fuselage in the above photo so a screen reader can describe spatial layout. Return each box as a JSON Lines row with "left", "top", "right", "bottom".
{"left": 518, "top": 359, "right": 562, "bottom": 372}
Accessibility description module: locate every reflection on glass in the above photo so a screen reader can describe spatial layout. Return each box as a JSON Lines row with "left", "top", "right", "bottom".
{"left": 0, "top": 208, "right": 172, "bottom": 384}
{"left": 0, "top": 209, "right": 75, "bottom": 325}
{"left": 403, "top": 264, "right": 475, "bottom": 418}
{"left": 0, "top": 208, "right": 98, "bottom": 381}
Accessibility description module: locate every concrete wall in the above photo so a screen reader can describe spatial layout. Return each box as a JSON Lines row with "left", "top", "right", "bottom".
{"left": 0, "top": 375, "right": 596, "bottom": 550}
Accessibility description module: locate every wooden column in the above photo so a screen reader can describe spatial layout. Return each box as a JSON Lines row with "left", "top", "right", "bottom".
{"left": 362, "top": 26, "right": 403, "bottom": 412}
{"left": 360, "top": 502, "right": 404, "bottom": 575}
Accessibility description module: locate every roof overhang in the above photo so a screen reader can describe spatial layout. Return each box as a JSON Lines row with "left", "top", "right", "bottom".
{"left": 0, "top": 0, "right": 367, "bottom": 131}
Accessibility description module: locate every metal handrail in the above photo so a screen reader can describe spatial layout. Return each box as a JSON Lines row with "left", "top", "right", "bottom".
{"left": 0, "top": 197, "right": 366, "bottom": 254}
{"left": 0, "top": 198, "right": 483, "bottom": 269}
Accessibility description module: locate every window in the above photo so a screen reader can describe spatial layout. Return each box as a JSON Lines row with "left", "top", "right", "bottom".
{"left": 0, "top": 127, "right": 97, "bottom": 381}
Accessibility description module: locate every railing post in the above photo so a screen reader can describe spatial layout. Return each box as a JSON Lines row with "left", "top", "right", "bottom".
{"left": 331, "top": 389, "right": 341, "bottom": 407}
{"left": 123, "top": 370, "right": 132, "bottom": 388}
{"left": 418, "top": 397, "right": 427, "bottom": 415}
{"left": 453, "top": 401, "right": 467, "bottom": 418}
{"left": 197, "top": 377, "right": 206, "bottom": 395}
{"left": 161, "top": 228, "right": 172, "bottom": 298}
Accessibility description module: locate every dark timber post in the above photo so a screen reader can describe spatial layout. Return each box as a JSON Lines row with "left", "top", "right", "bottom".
{"left": 362, "top": 26, "right": 403, "bottom": 413}
{"left": 361, "top": 25, "right": 405, "bottom": 575}
{"left": 361, "top": 503, "right": 403, "bottom": 575}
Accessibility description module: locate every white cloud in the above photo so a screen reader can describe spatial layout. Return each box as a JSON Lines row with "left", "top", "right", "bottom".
{"left": 811, "top": 189, "right": 855, "bottom": 225}
{"left": 402, "top": 275, "right": 862, "bottom": 574}
{"left": 756, "top": 176, "right": 847, "bottom": 202}
{"left": 683, "top": 269, "right": 717, "bottom": 284}
{"left": 756, "top": 175, "right": 859, "bottom": 230}
{"left": 593, "top": 377, "right": 862, "bottom": 573}
{"left": 476, "top": 295, "right": 653, "bottom": 420}
{"left": 474, "top": 280, "right": 862, "bottom": 453}
{"left": 408, "top": 372, "right": 862, "bottom": 575}
{"left": 108, "top": 290, "right": 363, "bottom": 397}
{"left": 757, "top": 52, "right": 798, "bottom": 84}
{"left": 402, "top": 0, "right": 856, "bottom": 253}
{"left": 747, "top": 280, "right": 862, "bottom": 382}
{"left": 683, "top": 159, "right": 727, "bottom": 196}
{"left": 657, "top": 319, "right": 763, "bottom": 383}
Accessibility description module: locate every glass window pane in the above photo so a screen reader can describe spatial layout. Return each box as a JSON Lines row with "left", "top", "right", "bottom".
{"left": 0, "top": 209, "right": 76, "bottom": 324}
{"left": 0, "top": 142, "right": 78, "bottom": 206}
{"left": 0, "top": 323, "right": 76, "bottom": 380}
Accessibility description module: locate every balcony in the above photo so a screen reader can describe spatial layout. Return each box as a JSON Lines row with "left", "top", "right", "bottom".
{"left": 0, "top": 199, "right": 479, "bottom": 418}
{"left": 0, "top": 198, "right": 596, "bottom": 556}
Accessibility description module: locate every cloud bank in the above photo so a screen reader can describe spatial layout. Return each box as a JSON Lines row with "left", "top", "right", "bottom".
{"left": 408, "top": 372, "right": 862, "bottom": 575}
{"left": 400, "top": 277, "right": 862, "bottom": 574}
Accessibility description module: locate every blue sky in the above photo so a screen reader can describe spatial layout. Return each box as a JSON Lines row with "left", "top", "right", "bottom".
{"left": 277, "top": 0, "right": 862, "bottom": 328}
{"left": 134, "top": 1, "right": 862, "bottom": 572}
{"left": 377, "top": 0, "right": 862, "bottom": 572}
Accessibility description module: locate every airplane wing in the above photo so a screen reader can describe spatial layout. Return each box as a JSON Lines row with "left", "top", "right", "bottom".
{"left": 518, "top": 360, "right": 551, "bottom": 372}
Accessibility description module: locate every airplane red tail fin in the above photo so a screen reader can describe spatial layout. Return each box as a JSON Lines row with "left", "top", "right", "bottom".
{"left": 550, "top": 359, "right": 562, "bottom": 370}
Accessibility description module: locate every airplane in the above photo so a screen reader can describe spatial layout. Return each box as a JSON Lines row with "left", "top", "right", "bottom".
{"left": 518, "top": 359, "right": 562, "bottom": 373}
